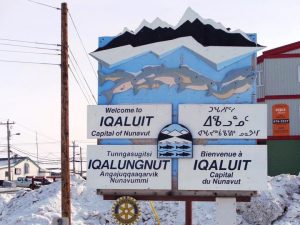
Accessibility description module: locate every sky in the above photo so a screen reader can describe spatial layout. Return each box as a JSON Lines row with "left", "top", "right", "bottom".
{"left": 0, "top": 0, "right": 300, "bottom": 171}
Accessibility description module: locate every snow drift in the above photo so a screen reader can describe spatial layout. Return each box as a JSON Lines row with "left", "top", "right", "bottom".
{"left": 0, "top": 174, "right": 299, "bottom": 225}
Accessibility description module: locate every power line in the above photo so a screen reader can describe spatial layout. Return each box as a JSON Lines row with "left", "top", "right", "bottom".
{"left": 68, "top": 55, "right": 94, "bottom": 103}
{"left": 73, "top": 140, "right": 96, "bottom": 143}
{"left": 11, "top": 146, "right": 60, "bottom": 162}
{"left": 69, "top": 55, "right": 95, "bottom": 104}
{"left": 15, "top": 122, "right": 59, "bottom": 142}
{"left": 69, "top": 48, "right": 97, "bottom": 104}
{"left": 38, "top": 162, "right": 60, "bottom": 165}
{"left": 27, "top": 0, "right": 61, "bottom": 10}
{"left": 69, "top": 65, "right": 91, "bottom": 104}
{"left": 0, "top": 43, "right": 60, "bottom": 51}
{"left": 0, "top": 49, "right": 60, "bottom": 56}
{"left": 0, "top": 38, "right": 60, "bottom": 47}
{"left": 68, "top": 11, "right": 98, "bottom": 80}
{"left": 0, "top": 141, "right": 60, "bottom": 146}
{"left": 0, "top": 59, "right": 59, "bottom": 66}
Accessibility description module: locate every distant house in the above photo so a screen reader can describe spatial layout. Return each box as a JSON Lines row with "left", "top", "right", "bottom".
{"left": 0, "top": 157, "right": 50, "bottom": 180}
{"left": 257, "top": 41, "right": 300, "bottom": 175}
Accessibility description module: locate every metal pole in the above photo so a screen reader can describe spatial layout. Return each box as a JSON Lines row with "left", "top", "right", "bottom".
{"left": 61, "top": 2, "right": 71, "bottom": 224}
{"left": 79, "top": 147, "right": 82, "bottom": 177}
{"left": 1, "top": 120, "right": 15, "bottom": 181}
{"left": 7, "top": 121, "right": 11, "bottom": 181}
{"left": 185, "top": 200, "right": 192, "bottom": 225}
{"left": 36, "top": 131, "right": 39, "bottom": 166}
{"left": 72, "top": 141, "right": 75, "bottom": 174}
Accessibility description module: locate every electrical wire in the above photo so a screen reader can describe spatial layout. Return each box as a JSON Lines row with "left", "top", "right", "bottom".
{"left": 0, "top": 141, "right": 60, "bottom": 146}
{"left": 11, "top": 146, "right": 85, "bottom": 166}
{"left": 0, "top": 59, "right": 59, "bottom": 66}
{"left": 0, "top": 38, "right": 60, "bottom": 47}
{"left": 27, "top": 0, "right": 60, "bottom": 10}
{"left": 11, "top": 146, "right": 60, "bottom": 162}
{"left": 14, "top": 122, "right": 59, "bottom": 142}
{"left": 68, "top": 11, "right": 98, "bottom": 80}
{"left": 0, "top": 59, "right": 60, "bottom": 66}
{"left": 69, "top": 57, "right": 92, "bottom": 101}
{"left": 69, "top": 56, "right": 94, "bottom": 104}
{"left": 69, "top": 48, "right": 97, "bottom": 104}
{"left": 69, "top": 65, "right": 91, "bottom": 104}
{"left": 0, "top": 43, "right": 60, "bottom": 51}
{"left": 72, "top": 140, "right": 96, "bottom": 143}
{"left": 0, "top": 49, "right": 60, "bottom": 56}
{"left": 38, "top": 162, "right": 60, "bottom": 165}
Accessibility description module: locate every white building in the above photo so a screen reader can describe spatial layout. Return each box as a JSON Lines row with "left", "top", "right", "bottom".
{"left": 0, "top": 157, "right": 50, "bottom": 180}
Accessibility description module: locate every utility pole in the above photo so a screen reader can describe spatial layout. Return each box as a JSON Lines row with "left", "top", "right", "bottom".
{"left": 61, "top": 2, "right": 71, "bottom": 224}
{"left": 36, "top": 131, "right": 39, "bottom": 166}
{"left": 79, "top": 147, "right": 82, "bottom": 177}
{"left": 0, "top": 120, "right": 15, "bottom": 181}
{"left": 70, "top": 141, "right": 79, "bottom": 174}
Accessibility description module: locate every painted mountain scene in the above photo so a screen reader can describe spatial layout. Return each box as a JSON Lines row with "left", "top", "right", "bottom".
{"left": 91, "top": 7, "right": 263, "bottom": 114}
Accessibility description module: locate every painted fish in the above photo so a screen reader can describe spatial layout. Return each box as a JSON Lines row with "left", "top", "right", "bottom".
{"left": 145, "top": 66, "right": 181, "bottom": 87}
{"left": 211, "top": 73, "right": 256, "bottom": 99}
{"left": 217, "top": 66, "right": 255, "bottom": 89}
{"left": 176, "top": 152, "right": 191, "bottom": 156}
{"left": 176, "top": 145, "right": 190, "bottom": 149}
{"left": 159, "top": 152, "right": 174, "bottom": 157}
{"left": 101, "top": 65, "right": 217, "bottom": 102}
{"left": 210, "top": 84, "right": 236, "bottom": 99}
{"left": 234, "top": 73, "right": 256, "bottom": 94}
{"left": 102, "top": 78, "right": 134, "bottom": 102}
{"left": 131, "top": 66, "right": 162, "bottom": 86}
{"left": 99, "top": 70, "right": 135, "bottom": 85}
{"left": 133, "top": 80, "right": 164, "bottom": 95}
{"left": 159, "top": 145, "right": 173, "bottom": 149}
{"left": 176, "top": 66, "right": 215, "bottom": 93}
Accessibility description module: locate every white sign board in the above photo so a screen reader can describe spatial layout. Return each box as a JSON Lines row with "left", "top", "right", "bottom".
{"left": 178, "top": 145, "right": 267, "bottom": 191}
{"left": 87, "top": 145, "right": 172, "bottom": 190}
{"left": 179, "top": 104, "right": 267, "bottom": 139}
{"left": 87, "top": 104, "right": 171, "bottom": 139}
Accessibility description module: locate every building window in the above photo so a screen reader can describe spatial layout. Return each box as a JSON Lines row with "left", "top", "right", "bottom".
{"left": 24, "top": 163, "right": 30, "bottom": 174}
{"left": 15, "top": 168, "right": 21, "bottom": 175}
{"left": 257, "top": 71, "right": 263, "bottom": 86}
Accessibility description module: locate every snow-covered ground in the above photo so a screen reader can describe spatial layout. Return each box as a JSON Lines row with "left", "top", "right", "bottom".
{"left": 0, "top": 174, "right": 299, "bottom": 225}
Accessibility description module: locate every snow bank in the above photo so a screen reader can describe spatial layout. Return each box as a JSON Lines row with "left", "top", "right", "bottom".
{"left": 238, "top": 175, "right": 300, "bottom": 225}
{"left": 0, "top": 174, "right": 299, "bottom": 225}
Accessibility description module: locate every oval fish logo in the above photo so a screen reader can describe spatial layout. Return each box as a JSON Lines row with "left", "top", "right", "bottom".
{"left": 157, "top": 124, "right": 193, "bottom": 158}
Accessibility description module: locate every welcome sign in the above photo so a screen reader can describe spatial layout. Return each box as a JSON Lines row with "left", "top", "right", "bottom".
{"left": 87, "top": 104, "right": 171, "bottom": 139}
{"left": 87, "top": 145, "right": 172, "bottom": 189}
{"left": 88, "top": 7, "right": 267, "bottom": 195}
{"left": 178, "top": 145, "right": 267, "bottom": 190}
{"left": 179, "top": 104, "right": 267, "bottom": 139}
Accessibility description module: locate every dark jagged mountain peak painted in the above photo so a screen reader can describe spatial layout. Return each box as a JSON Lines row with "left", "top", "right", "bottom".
{"left": 95, "top": 8, "right": 259, "bottom": 52}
